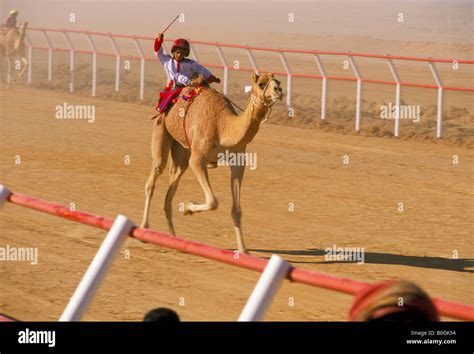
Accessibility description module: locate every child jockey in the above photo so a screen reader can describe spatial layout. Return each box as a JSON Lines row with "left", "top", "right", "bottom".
{"left": 2, "top": 10, "right": 19, "bottom": 33}
{"left": 154, "top": 33, "right": 220, "bottom": 113}
{"left": 154, "top": 32, "right": 220, "bottom": 88}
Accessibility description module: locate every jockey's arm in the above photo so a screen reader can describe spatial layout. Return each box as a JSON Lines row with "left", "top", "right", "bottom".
{"left": 154, "top": 35, "right": 171, "bottom": 65}
{"left": 192, "top": 61, "right": 212, "bottom": 81}
{"left": 191, "top": 61, "right": 221, "bottom": 84}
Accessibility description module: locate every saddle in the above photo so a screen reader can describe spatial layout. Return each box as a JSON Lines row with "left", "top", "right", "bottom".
{"left": 152, "top": 77, "right": 206, "bottom": 121}
{"left": 155, "top": 80, "right": 184, "bottom": 114}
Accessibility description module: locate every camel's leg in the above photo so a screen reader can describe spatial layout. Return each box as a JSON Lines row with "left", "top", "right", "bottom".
{"left": 6, "top": 55, "right": 13, "bottom": 84}
{"left": 140, "top": 119, "right": 172, "bottom": 228}
{"left": 164, "top": 141, "right": 190, "bottom": 235}
{"left": 230, "top": 162, "right": 247, "bottom": 254}
{"left": 19, "top": 56, "right": 28, "bottom": 77}
{"left": 184, "top": 154, "right": 218, "bottom": 214}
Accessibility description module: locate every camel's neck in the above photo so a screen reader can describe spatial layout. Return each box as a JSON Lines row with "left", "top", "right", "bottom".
{"left": 219, "top": 94, "right": 270, "bottom": 149}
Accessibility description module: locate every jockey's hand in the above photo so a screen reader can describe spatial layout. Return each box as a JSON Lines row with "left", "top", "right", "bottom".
{"left": 158, "top": 33, "right": 164, "bottom": 41}
{"left": 207, "top": 75, "right": 221, "bottom": 84}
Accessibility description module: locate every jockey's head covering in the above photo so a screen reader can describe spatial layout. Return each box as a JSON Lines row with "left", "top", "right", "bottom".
{"left": 171, "top": 38, "right": 190, "bottom": 57}
{"left": 349, "top": 280, "right": 439, "bottom": 322}
{"left": 10, "top": 9, "right": 18, "bottom": 15}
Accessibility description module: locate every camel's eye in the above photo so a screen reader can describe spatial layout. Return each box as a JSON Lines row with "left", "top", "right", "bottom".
{"left": 259, "top": 82, "right": 266, "bottom": 89}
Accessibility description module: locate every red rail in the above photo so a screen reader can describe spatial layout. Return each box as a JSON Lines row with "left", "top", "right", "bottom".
{"left": 25, "top": 27, "right": 474, "bottom": 92}
{"left": 4, "top": 189, "right": 474, "bottom": 321}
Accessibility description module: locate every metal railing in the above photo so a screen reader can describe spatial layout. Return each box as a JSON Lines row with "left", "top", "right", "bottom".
{"left": 19, "top": 27, "right": 474, "bottom": 138}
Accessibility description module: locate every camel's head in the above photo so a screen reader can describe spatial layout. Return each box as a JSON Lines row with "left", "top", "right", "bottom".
{"left": 251, "top": 72, "right": 283, "bottom": 103}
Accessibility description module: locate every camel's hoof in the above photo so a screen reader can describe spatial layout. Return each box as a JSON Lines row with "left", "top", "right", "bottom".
{"left": 183, "top": 202, "right": 195, "bottom": 215}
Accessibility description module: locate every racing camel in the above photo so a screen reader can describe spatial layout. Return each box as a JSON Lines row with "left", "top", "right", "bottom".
{"left": 0, "top": 22, "right": 28, "bottom": 84}
{"left": 140, "top": 73, "right": 283, "bottom": 254}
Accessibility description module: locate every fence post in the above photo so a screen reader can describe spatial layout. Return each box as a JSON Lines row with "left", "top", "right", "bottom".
{"left": 238, "top": 255, "right": 291, "bottom": 321}
{"left": 314, "top": 53, "right": 327, "bottom": 120}
{"left": 62, "top": 31, "right": 75, "bottom": 93}
{"left": 246, "top": 48, "right": 259, "bottom": 75}
{"left": 109, "top": 34, "right": 121, "bottom": 93}
{"left": 59, "top": 215, "right": 134, "bottom": 321}
{"left": 387, "top": 57, "right": 401, "bottom": 137}
{"left": 85, "top": 33, "right": 97, "bottom": 97}
{"left": 24, "top": 33, "right": 33, "bottom": 84}
{"left": 40, "top": 30, "right": 53, "bottom": 82}
{"left": 215, "top": 45, "right": 228, "bottom": 95}
{"left": 0, "top": 185, "right": 11, "bottom": 209}
{"left": 348, "top": 53, "right": 362, "bottom": 131}
{"left": 189, "top": 41, "right": 199, "bottom": 62}
{"left": 133, "top": 37, "right": 145, "bottom": 100}
{"left": 428, "top": 60, "right": 444, "bottom": 138}
{"left": 279, "top": 51, "right": 292, "bottom": 108}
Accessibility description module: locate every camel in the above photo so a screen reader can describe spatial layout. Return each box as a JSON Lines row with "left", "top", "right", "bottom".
{"left": 0, "top": 22, "right": 28, "bottom": 84}
{"left": 140, "top": 72, "right": 283, "bottom": 254}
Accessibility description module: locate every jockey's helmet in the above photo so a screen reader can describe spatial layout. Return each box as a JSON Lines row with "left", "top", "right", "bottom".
{"left": 171, "top": 38, "right": 190, "bottom": 57}
{"left": 9, "top": 9, "right": 18, "bottom": 16}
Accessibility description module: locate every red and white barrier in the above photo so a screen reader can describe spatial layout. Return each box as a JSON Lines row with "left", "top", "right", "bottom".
{"left": 18, "top": 27, "right": 474, "bottom": 138}
{"left": 1, "top": 184, "right": 473, "bottom": 321}
{"left": 238, "top": 255, "right": 291, "bottom": 321}
{"left": 59, "top": 215, "right": 134, "bottom": 321}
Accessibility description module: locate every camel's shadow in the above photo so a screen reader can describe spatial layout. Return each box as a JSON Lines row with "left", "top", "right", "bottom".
{"left": 250, "top": 248, "right": 474, "bottom": 273}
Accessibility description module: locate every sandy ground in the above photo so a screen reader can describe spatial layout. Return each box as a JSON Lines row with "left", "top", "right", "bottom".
{"left": 0, "top": 85, "right": 473, "bottom": 321}
{"left": 0, "top": 0, "right": 473, "bottom": 321}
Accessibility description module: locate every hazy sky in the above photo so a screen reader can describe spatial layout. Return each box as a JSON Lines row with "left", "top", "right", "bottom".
{"left": 2, "top": 0, "right": 472, "bottom": 43}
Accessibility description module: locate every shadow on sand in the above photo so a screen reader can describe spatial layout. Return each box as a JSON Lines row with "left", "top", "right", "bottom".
{"left": 249, "top": 248, "right": 474, "bottom": 273}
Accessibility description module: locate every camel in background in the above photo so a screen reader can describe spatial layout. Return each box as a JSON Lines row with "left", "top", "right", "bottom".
{"left": 140, "top": 73, "right": 283, "bottom": 254}
{"left": 0, "top": 22, "right": 28, "bottom": 83}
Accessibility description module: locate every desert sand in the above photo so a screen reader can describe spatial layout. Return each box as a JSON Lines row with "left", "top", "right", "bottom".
{"left": 0, "top": 0, "right": 472, "bottom": 321}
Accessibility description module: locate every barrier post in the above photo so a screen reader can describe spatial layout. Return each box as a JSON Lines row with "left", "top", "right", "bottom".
{"left": 62, "top": 31, "right": 75, "bottom": 93}
{"left": 215, "top": 45, "right": 228, "bottom": 95}
{"left": 348, "top": 53, "right": 362, "bottom": 131}
{"left": 85, "top": 33, "right": 97, "bottom": 97}
{"left": 238, "top": 255, "right": 291, "bottom": 321}
{"left": 428, "top": 60, "right": 444, "bottom": 138}
{"left": 246, "top": 48, "right": 259, "bottom": 75}
{"left": 59, "top": 215, "right": 134, "bottom": 321}
{"left": 133, "top": 38, "right": 145, "bottom": 100}
{"left": 109, "top": 34, "right": 121, "bottom": 92}
{"left": 0, "top": 185, "right": 12, "bottom": 209}
{"left": 314, "top": 53, "right": 327, "bottom": 120}
{"left": 40, "top": 30, "right": 53, "bottom": 82}
{"left": 387, "top": 57, "right": 401, "bottom": 137}
{"left": 189, "top": 41, "right": 200, "bottom": 62}
{"left": 24, "top": 33, "right": 33, "bottom": 84}
{"left": 279, "top": 51, "right": 292, "bottom": 108}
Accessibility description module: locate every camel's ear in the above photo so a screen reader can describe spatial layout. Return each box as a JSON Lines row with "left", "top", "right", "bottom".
{"left": 252, "top": 72, "right": 259, "bottom": 84}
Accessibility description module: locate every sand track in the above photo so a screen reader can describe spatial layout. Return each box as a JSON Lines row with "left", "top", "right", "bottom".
{"left": 0, "top": 85, "right": 473, "bottom": 321}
